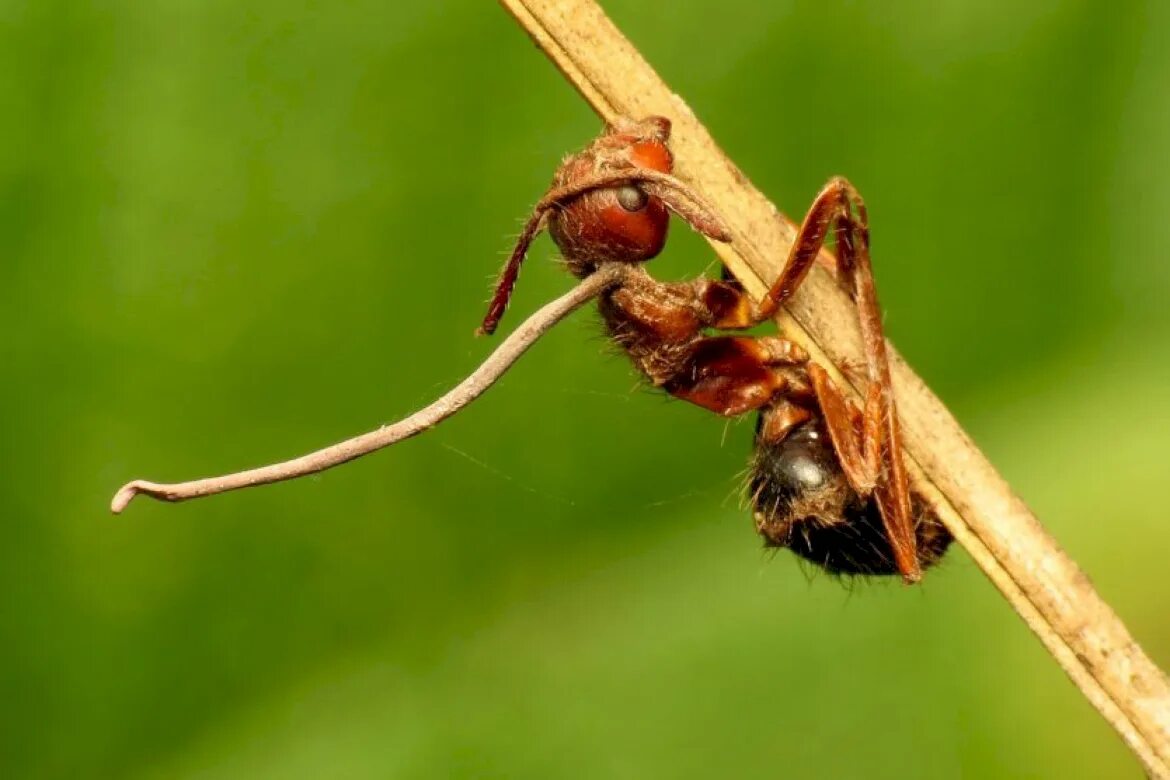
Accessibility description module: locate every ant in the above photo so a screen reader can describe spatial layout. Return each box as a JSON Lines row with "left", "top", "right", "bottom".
{"left": 479, "top": 116, "right": 951, "bottom": 583}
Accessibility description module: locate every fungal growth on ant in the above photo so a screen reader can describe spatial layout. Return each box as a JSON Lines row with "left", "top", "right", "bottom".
{"left": 479, "top": 116, "right": 951, "bottom": 582}
{"left": 112, "top": 116, "right": 951, "bottom": 581}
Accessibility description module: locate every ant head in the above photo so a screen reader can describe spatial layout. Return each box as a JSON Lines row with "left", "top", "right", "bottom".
{"left": 548, "top": 116, "right": 676, "bottom": 273}
{"left": 478, "top": 116, "right": 730, "bottom": 336}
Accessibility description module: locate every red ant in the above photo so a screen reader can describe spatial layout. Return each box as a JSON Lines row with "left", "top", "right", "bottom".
{"left": 480, "top": 116, "right": 951, "bottom": 583}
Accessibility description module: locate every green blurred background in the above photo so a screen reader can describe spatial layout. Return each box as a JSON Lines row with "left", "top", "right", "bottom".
{"left": 3, "top": 1, "right": 1168, "bottom": 777}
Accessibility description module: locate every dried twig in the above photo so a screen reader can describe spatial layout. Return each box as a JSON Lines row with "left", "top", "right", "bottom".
{"left": 497, "top": 0, "right": 1170, "bottom": 776}
{"left": 110, "top": 264, "right": 628, "bottom": 514}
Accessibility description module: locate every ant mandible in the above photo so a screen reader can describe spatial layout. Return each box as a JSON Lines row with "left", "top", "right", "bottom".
{"left": 479, "top": 116, "right": 951, "bottom": 583}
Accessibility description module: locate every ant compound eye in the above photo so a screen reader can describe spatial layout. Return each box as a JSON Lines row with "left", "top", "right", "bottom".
{"left": 616, "top": 184, "right": 648, "bottom": 212}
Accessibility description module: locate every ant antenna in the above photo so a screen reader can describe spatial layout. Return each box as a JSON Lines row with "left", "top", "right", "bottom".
{"left": 478, "top": 209, "right": 549, "bottom": 336}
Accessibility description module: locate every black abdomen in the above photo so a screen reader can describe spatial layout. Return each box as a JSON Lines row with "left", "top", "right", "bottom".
{"left": 750, "top": 420, "right": 952, "bottom": 576}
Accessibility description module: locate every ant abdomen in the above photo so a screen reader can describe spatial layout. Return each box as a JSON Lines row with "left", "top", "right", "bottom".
{"left": 750, "top": 419, "right": 952, "bottom": 576}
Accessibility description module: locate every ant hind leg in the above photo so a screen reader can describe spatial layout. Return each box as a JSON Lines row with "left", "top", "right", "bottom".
{"left": 760, "top": 177, "right": 920, "bottom": 582}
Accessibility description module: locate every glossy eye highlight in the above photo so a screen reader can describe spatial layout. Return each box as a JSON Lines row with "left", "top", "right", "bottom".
{"left": 616, "top": 184, "right": 648, "bottom": 212}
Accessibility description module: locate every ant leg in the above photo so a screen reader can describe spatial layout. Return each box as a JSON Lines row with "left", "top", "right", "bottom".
{"left": 752, "top": 177, "right": 919, "bottom": 581}
{"left": 829, "top": 184, "right": 919, "bottom": 582}
{"left": 746, "top": 178, "right": 849, "bottom": 322}
{"left": 696, "top": 175, "right": 867, "bottom": 332}
{"left": 663, "top": 336, "right": 808, "bottom": 417}
{"left": 757, "top": 400, "right": 813, "bottom": 445}
{"left": 806, "top": 363, "right": 881, "bottom": 496}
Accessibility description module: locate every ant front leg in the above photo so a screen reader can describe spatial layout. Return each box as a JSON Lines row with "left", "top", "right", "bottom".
{"left": 757, "top": 177, "right": 920, "bottom": 582}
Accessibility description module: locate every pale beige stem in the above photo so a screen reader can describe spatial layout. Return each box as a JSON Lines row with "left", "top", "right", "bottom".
{"left": 497, "top": 0, "right": 1170, "bottom": 776}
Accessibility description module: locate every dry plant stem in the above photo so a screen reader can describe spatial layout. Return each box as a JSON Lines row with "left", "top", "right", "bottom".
{"left": 498, "top": 0, "right": 1170, "bottom": 776}
{"left": 110, "top": 264, "right": 627, "bottom": 514}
